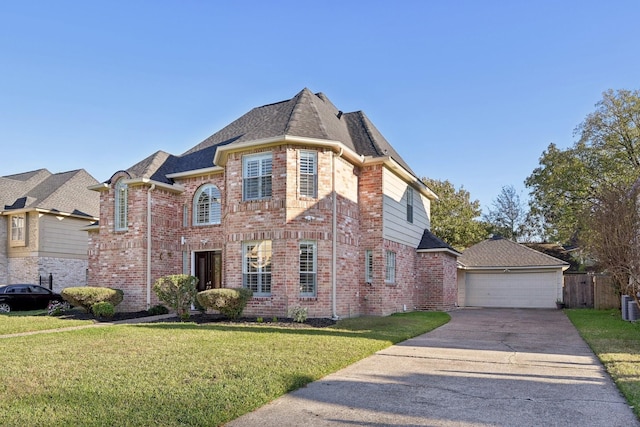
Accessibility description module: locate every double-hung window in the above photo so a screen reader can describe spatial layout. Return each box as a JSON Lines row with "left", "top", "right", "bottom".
{"left": 299, "top": 150, "right": 317, "bottom": 198}
{"left": 193, "top": 185, "right": 221, "bottom": 225}
{"left": 406, "top": 187, "right": 414, "bottom": 223}
{"left": 10, "top": 214, "right": 25, "bottom": 245}
{"left": 243, "top": 241, "right": 272, "bottom": 296}
{"left": 385, "top": 250, "right": 396, "bottom": 284}
{"left": 243, "top": 153, "right": 272, "bottom": 200}
{"left": 114, "top": 178, "right": 128, "bottom": 231}
{"left": 299, "top": 241, "right": 317, "bottom": 296}
{"left": 364, "top": 250, "right": 373, "bottom": 283}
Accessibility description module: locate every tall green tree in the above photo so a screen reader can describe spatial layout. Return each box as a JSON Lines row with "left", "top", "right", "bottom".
{"left": 422, "top": 178, "right": 488, "bottom": 251}
{"left": 526, "top": 89, "right": 640, "bottom": 243}
{"left": 483, "top": 185, "right": 527, "bottom": 241}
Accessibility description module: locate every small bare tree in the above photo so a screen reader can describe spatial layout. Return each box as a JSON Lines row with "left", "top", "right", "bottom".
{"left": 583, "top": 182, "right": 640, "bottom": 303}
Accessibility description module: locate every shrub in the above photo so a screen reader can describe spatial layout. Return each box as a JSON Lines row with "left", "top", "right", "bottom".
{"left": 61, "top": 287, "right": 124, "bottom": 313}
{"left": 147, "top": 304, "right": 169, "bottom": 316}
{"left": 289, "top": 306, "right": 308, "bottom": 323}
{"left": 47, "top": 301, "right": 70, "bottom": 316}
{"left": 92, "top": 302, "right": 115, "bottom": 319}
{"left": 153, "top": 274, "right": 198, "bottom": 321}
{"left": 196, "top": 287, "right": 253, "bottom": 320}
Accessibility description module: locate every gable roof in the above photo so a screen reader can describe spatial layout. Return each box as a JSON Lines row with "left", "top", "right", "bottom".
{"left": 117, "top": 88, "right": 417, "bottom": 185}
{"left": 458, "top": 236, "right": 569, "bottom": 269}
{"left": 417, "top": 229, "right": 461, "bottom": 256}
{"left": 1, "top": 169, "right": 100, "bottom": 218}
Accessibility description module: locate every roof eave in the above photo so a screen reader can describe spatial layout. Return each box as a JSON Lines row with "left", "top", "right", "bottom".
{"left": 166, "top": 166, "right": 224, "bottom": 179}
{"left": 417, "top": 248, "right": 461, "bottom": 257}
{"left": 1, "top": 207, "right": 98, "bottom": 221}
{"left": 457, "top": 264, "right": 570, "bottom": 271}
{"left": 363, "top": 156, "right": 438, "bottom": 200}
{"left": 212, "top": 135, "right": 365, "bottom": 166}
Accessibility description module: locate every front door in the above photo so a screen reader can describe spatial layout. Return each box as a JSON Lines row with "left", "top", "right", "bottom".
{"left": 194, "top": 251, "right": 222, "bottom": 291}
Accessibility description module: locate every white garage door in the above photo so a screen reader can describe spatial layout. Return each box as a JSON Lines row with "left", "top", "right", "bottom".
{"left": 465, "top": 271, "right": 559, "bottom": 308}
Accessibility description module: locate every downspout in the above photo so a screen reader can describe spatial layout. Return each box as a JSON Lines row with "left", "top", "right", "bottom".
{"left": 332, "top": 147, "right": 343, "bottom": 320}
{"left": 146, "top": 183, "right": 156, "bottom": 309}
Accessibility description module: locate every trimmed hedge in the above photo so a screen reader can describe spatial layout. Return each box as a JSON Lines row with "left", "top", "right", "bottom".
{"left": 196, "top": 288, "right": 253, "bottom": 319}
{"left": 61, "top": 287, "right": 124, "bottom": 313}
{"left": 153, "top": 274, "right": 198, "bottom": 320}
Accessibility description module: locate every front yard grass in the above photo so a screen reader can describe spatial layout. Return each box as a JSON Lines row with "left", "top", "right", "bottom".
{"left": 0, "top": 311, "right": 449, "bottom": 426}
{"left": 565, "top": 309, "right": 640, "bottom": 418}
{"left": 0, "top": 311, "right": 94, "bottom": 335}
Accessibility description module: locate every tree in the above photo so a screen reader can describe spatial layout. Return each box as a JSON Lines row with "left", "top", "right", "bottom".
{"left": 422, "top": 178, "right": 488, "bottom": 251}
{"left": 483, "top": 185, "right": 527, "bottom": 241}
{"left": 526, "top": 89, "right": 640, "bottom": 243}
{"left": 582, "top": 182, "right": 640, "bottom": 301}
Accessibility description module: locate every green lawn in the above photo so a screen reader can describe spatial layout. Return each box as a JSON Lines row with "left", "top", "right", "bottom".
{"left": 0, "top": 311, "right": 449, "bottom": 426}
{"left": 565, "top": 309, "right": 640, "bottom": 418}
{"left": 0, "top": 311, "right": 94, "bottom": 335}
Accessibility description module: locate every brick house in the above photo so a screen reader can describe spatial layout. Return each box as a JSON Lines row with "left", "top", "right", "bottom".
{"left": 87, "top": 88, "right": 459, "bottom": 317}
{"left": 1, "top": 169, "right": 99, "bottom": 291}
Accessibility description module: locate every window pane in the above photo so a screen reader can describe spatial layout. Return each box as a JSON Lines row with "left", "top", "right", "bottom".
{"left": 299, "top": 241, "right": 316, "bottom": 296}
{"left": 299, "top": 151, "right": 317, "bottom": 198}
{"left": 243, "top": 154, "right": 273, "bottom": 200}
{"left": 243, "top": 241, "right": 272, "bottom": 295}
{"left": 365, "top": 250, "right": 373, "bottom": 283}
{"left": 385, "top": 251, "right": 396, "bottom": 283}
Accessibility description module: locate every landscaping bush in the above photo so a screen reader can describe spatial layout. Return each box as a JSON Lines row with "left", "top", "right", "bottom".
{"left": 47, "top": 301, "right": 70, "bottom": 316}
{"left": 61, "top": 287, "right": 124, "bottom": 313}
{"left": 153, "top": 274, "right": 198, "bottom": 320}
{"left": 196, "top": 287, "right": 253, "bottom": 320}
{"left": 147, "top": 304, "right": 169, "bottom": 316}
{"left": 289, "top": 306, "right": 308, "bottom": 323}
{"left": 92, "top": 302, "right": 115, "bottom": 319}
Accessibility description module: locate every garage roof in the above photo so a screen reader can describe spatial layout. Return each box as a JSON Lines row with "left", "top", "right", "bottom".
{"left": 458, "top": 236, "right": 569, "bottom": 268}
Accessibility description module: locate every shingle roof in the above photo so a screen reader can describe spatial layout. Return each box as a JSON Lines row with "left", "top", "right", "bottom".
{"left": 1, "top": 169, "right": 99, "bottom": 217}
{"left": 458, "top": 236, "right": 569, "bottom": 268}
{"left": 417, "top": 229, "right": 460, "bottom": 254}
{"left": 121, "top": 88, "right": 416, "bottom": 184}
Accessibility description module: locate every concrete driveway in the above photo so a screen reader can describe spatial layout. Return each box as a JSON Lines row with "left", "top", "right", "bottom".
{"left": 227, "top": 308, "right": 639, "bottom": 427}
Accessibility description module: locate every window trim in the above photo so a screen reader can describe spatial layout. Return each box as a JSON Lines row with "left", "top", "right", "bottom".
{"left": 406, "top": 187, "right": 414, "bottom": 223}
{"left": 243, "top": 152, "right": 273, "bottom": 201}
{"left": 193, "top": 184, "right": 221, "bottom": 226}
{"left": 10, "top": 213, "right": 26, "bottom": 246}
{"left": 114, "top": 178, "right": 128, "bottom": 231}
{"left": 299, "top": 150, "right": 318, "bottom": 198}
{"left": 242, "top": 240, "right": 272, "bottom": 296}
{"left": 299, "top": 240, "right": 317, "bottom": 297}
{"left": 385, "top": 250, "right": 396, "bottom": 284}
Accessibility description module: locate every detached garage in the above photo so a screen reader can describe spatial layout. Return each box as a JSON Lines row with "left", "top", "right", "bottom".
{"left": 458, "top": 236, "right": 569, "bottom": 308}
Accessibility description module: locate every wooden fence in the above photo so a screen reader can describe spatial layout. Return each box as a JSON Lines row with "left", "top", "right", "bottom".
{"left": 563, "top": 273, "right": 620, "bottom": 309}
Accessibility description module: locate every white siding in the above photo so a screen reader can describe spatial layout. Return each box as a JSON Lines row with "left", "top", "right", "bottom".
{"left": 382, "top": 167, "right": 430, "bottom": 247}
{"left": 39, "top": 214, "right": 92, "bottom": 258}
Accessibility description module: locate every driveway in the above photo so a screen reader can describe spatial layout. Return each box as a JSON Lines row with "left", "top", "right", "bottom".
{"left": 227, "top": 308, "right": 639, "bottom": 426}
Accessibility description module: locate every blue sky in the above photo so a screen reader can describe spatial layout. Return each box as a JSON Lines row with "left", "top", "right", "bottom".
{"left": 2, "top": 1, "right": 639, "bottom": 212}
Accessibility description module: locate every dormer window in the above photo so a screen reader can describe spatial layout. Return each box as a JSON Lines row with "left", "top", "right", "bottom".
{"left": 114, "top": 178, "right": 128, "bottom": 231}
{"left": 194, "top": 184, "right": 221, "bottom": 225}
{"left": 243, "top": 153, "right": 272, "bottom": 201}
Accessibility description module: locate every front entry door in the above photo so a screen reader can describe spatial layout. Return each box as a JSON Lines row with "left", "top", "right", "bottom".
{"left": 194, "top": 251, "right": 222, "bottom": 292}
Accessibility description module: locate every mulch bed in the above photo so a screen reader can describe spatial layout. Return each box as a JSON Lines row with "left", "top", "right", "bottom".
{"left": 60, "top": 311, "right": 336, "bottom": 328}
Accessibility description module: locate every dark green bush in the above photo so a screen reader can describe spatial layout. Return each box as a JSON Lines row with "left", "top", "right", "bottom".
{"left": 153, "top": 274, "right": 198, "bottom": 320}
{"left": 92, "top": 302, "right": 115, "bottom": 319}
{"left": 147, "top": 304, "right": 169, "bottom": 316}
{"left": 196, "top": 287, "right": 253, "bottom": 320}
{"left": 61, "top": 287, "right": 124, "bottom": 313}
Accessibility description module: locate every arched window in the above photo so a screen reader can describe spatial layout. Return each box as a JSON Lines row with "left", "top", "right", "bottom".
{"left": 194, "top": 184, "right": 221, "bottom": 225}
{"left": 114, "top": 178, "right": 128, "bottom": 231}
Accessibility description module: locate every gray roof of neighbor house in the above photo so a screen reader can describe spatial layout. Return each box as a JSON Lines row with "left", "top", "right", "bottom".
{"left": 0, "top": 169, "right": 100, "bottom": 218}
{"left": 458, "top": 236, "right": 569, "bottom": 268}
{"left": 417, "top": 229, "right": 461, "bottom": 255}
{"left": 119, "top": 88, "right": 417, "bottom": 184}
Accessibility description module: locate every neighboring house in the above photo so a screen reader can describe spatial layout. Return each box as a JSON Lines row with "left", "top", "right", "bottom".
{"left": 457, "top": 236, "right": 569, "bottom": 308}
{"left": 88, "top": 88, "right": 460, "bottom": 317}
{"left": 0, "top": 169, "right": 100, "bottom": 291}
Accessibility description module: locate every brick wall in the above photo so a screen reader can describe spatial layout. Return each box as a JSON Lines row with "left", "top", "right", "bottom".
{"left": 416, "top": 251, "right": 458, "bottom": 311}
{"left": 0, "top": 216, "right": 7, "bottom": 282}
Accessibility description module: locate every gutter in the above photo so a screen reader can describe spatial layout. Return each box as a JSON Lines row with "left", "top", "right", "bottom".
{"left": 146, "top": 183, "right": 156, "bottom": 309}
{"left": 331, "top": 147, "right": 343, "bottom": 320}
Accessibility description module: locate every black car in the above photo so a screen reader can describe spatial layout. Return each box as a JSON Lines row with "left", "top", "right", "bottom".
{"left": 0, "top": 284, "right": 64, "bottom": 313}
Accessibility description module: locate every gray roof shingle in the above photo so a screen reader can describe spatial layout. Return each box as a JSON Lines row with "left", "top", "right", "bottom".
{"left": 458, "top": 236, "right": 569, "bottom": 268}
{"left": 122, "top": 88, "right": 416, "bottom": 183}
{"left": 418, "top": 229, "right": 460, "bottom": 254}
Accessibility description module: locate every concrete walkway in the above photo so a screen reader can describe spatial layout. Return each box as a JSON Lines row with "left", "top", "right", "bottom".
{"left": 227, "top": 308, "right": 639, "bottom": 427}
